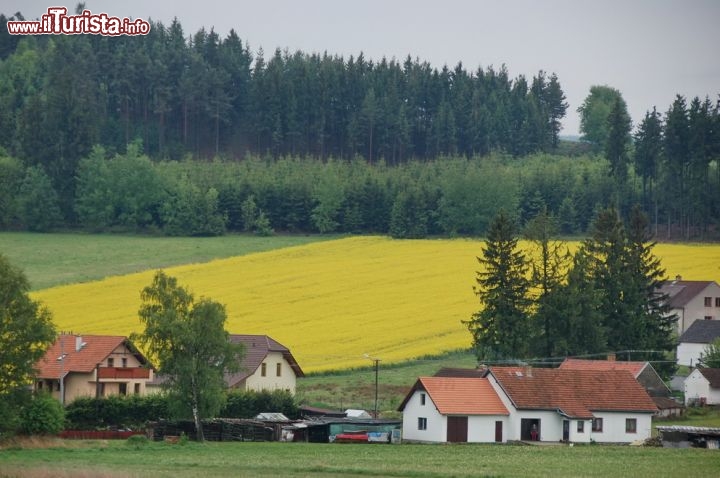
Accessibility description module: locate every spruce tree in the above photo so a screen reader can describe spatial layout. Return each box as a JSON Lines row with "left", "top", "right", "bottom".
{"left": 465, "top": 210, "right": 531, "bottom": 360}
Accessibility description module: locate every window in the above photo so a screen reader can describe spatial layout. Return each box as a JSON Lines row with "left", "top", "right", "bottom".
{"left": 626, "top": 418, "right": 637, "bottom": 433}
{"left": 107, "top": 357, "right": 114, "bottom": 367}
{"left": 37, "top": 381, "right": 43, "bottom": 390}
{"left": 592, "top": 418, "right": 603, "bottom": 432}
{"left": 261, "top": 363, "right": 267, "bottom": 377}
{"left": 134, "top": 383, "right": 141, "bottom": 394}
{"left": 577, "top": 421, "right": 584, "bottom": 433}
{"left": 276, "top": 363, "right": 282, "bottom": 377}
{"left": 705, "top": 316, "right": 713, "bottom": 321}
{"left": 418, "top": 417, "right": 427, "bottom": 430}
{"left": 420, "top": 393, "right": 426, "bottom": 406}
{"left": 122, "top": 357, "right": 127, "bottom": 368}
{"left": 119, "top": 383, "right": 127, "bottom": 396}
{"left": 705, "top": 297, "right": 712, "bottom": 307}
{"left": 716, "top": 297, "right": 720, "bottom": 307}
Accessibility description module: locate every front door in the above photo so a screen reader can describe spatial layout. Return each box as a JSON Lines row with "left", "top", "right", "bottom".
{"left": 562, "top": 420, "right": 570, "bottom": 442}
{"left": 495, "top": 421, "right": 503, "bottom": 442}
{"left": 447, "top": 416, "right": 468, "bottom": 443}
{"left": 521, "top": 418, "right": 541, "bottom": 441}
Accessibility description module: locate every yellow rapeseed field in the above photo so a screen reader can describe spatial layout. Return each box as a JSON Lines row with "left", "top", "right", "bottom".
{"left": 32, "top": 237, "right": 720, "bottom": 372}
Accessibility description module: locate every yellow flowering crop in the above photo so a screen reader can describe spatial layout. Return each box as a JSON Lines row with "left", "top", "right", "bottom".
{"left": 32, "top": 237, "right": 720, "bottom": 373}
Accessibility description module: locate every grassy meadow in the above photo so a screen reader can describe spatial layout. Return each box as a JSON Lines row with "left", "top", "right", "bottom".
{"left": 23, "top": 234, "right": 720, "bottom": 373}
{"left": 1, "top": 439, "right": 719, "bottom": 478}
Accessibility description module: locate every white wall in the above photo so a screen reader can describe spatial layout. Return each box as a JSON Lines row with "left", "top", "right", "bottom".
{"left": 401, "top": 390, "right": 445, "bottom": 442}
{"left": 244, "top": 351, "right": 297, "bottom": 393}
{"left": 590, "top": 412, "right": 653, "bottom": 443}
{"left": 677, "top": 342, "right": 708, "bottom": 367}
{"left": 467, "top": 415, "right": 507, "bottom": 443}
{"left": 684, "top": 369, "right": 720, "bottom": 405}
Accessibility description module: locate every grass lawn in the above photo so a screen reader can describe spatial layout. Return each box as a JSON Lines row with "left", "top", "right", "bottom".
{"left": 0, "top": 232, "right": 335, "bottom": 290}
{"left": 0, "top": 439, "right": 718, "bottom": 478}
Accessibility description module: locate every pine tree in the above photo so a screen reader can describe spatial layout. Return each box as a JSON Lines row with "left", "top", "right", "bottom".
{"left": 465, "top": 210, "right": 531, "bottom": 360}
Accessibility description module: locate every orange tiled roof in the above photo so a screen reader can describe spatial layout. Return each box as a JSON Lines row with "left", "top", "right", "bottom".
{"left": 489, "top": 367, "right": 657, "bottom": 419}
{"left": 558, "top": 358, "right": 646, "bottom": 377}
{"left": 35, "top": 334, "right": 140, "bottom": 378}
{"left": 399, "top": 377, "right": 509, "bottom": 415}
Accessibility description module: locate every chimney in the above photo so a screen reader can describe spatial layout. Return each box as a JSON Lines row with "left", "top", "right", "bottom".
{"left": 76, "top": 336, "right": 82, "bottom": 352}
{"left": 525, "top": 365, "right": 533, "bottom": 377}
{"left": 607, "top": 353, "right": 616, "bottom": 362}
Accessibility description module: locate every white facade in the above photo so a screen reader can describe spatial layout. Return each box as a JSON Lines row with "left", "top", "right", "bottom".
{"left": 684, "top": 369, "right": 720, "bottom": 405}
{"left": 243, "top": 351, "right": 298, "bottom": 392}
{"left": 677, "top": 342, "right": 709, "bottom": 367}
{"left": 486, "top": 373, "right": 653, "bottom": 444}
{"left": 672, "top": 282, "right": 720, "bottom": 334}
{"left": 400, "top": 389, "right": 507, "bottom": 443}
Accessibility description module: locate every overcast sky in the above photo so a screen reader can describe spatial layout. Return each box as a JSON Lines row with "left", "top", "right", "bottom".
{"left": 4, "top": 0, "right": 719, "bottom": 135}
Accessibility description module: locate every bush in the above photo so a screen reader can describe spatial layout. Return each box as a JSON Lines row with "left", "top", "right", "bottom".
{"left": 19, "top": 393, "right": 65, "bottom": 435}
{"left": 65, "top": 394, "right": 170, "bottom": 430}
{"left": 126, "top": 434, "right": 149, "bottom": 449}
{"left": 221, "top": 389, "right": 299, "bottom": 419}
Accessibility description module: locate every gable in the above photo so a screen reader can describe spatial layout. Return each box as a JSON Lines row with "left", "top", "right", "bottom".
{"left": 398, "top": 377, "right": 508, "bottom": 416}
{"left": 698, "top": 368, "right": 720, "bottom": 388}
{"left": 35, "top": 335, "right": 149, "bottom": 379}
{"left": 660, "top": 280, "right": 717, "bottom": 309}
{"left": 225, "top": 334, "right": 304, "bottom": 386}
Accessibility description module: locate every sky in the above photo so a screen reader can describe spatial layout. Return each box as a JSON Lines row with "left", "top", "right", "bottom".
{"left": 3, "top": 0, "right": 719, "bottom": 136}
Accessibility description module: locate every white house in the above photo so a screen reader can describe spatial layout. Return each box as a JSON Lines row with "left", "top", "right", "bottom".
{"left": 398, "top": 376, "right": 509, "bottom": 443}
{"left": 660, "top": 278, "right": 720, "bottom": 335}
{"left": 677, "top": 320, "right": 720, "bottom": 367}
{"left": 225, "top": 334, "right": 304, "bottom": 393}
{"left": 684, "top": 368, "right": 720, "bottom": 406}
{"left": 487, "top": 367, "right": 658, "bottom": 444}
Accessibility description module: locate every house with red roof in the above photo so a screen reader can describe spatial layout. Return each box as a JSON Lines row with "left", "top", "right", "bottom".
{"left": 558, "top": 358, "right": 681, "bottom": 416}
{"left": 487, "top": 367, "right": 657, "bottom": 443}
{"left": 34, "top": 334, "right": 154, "bottom": 404}
{"left": 659, "top": 278, "right": 720, "bottom": 334}
{"left": 399, "top": 367, "right": 658, "bottom": 444}
{"left": 398, "top": 376, "right": 509, "bottom": 443}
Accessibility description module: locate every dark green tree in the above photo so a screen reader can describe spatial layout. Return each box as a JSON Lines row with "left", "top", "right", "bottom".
{"left": 465, "top": 210, "right": 531, "bottom": 360}
{"left": 604, "top": 96, "right": 632, "bottom": 183}
{"left": 698, "top": 338, "right": 720, "bottom": 368}
{"left": 634, "top": 107, "right": 663, "bottom": 218}
{"left": 132, "top": 271, "right": 244, "bottom": 441}
{"left": 16, "top": 166, "right": 63, "bottom": 232}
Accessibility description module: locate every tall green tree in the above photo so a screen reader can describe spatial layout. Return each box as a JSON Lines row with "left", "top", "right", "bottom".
{"left": 523, "top": 207, "right": 571, "bottom": 357}
{"left": 577, "top": 85, "right": 626, "bottom": 152}
{"left": 0, "top": 254, "right": 57, "bottom": 435}
{"left": 604, "top": 96, "right": 632, "bottom": 183}
{"left": 634, "top": 107, "right": 663, "bottom": 219}
{"left": 133, "top": 271, "right": 243, "bottom": 441}
{"left": 465, "top": 210, "right": 531, "bottom": 360}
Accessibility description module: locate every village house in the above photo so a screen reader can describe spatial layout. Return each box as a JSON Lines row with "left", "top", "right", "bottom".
{"left": 684, "top": 368, "right": 720, "bottom": 406}
{"left": 145, "top": 334, "right": 304, "bottom": 394}
{"left": 558, "top": 358, "right": 682, "bottom": 417}
{"left": 677, "top": 320, "right": 720, "bottom": 367}
{"left": 399, "top": 367, "right": 658, "bottom": 444}
{"left": 34, "top": 334, "right": 154, "bottom": 404}
{"left": 659, "top": 278, "right": 720, "bottom": 335}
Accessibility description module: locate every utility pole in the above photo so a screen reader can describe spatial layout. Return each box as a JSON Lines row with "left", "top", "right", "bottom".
{"left": 364, "top": 354, "right": 381, "bottom": 418}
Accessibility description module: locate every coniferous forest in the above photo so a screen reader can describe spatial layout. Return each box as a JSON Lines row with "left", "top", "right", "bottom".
{"left": 0, "top": 12, "right": 719, "bottom": 239}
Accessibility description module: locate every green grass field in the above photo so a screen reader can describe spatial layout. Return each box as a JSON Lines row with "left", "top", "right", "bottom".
{"left": 1, "top": 439, "right": 718, "bottom": 478}
{"left": 0, "top": 232, "right": 334, "bottom": 290}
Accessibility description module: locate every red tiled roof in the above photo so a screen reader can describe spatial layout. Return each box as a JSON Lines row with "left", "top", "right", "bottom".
{"left": 398, "top": 377, "right": 508, "bottom": 415}
{"left": 489, "top": 367, "right": 657, "bottom": 419}
{"left": 434, "top": 367, "right": 487, "bottom": 378}
{"left": 35, "top": 334, "right": 147, "bottom": 379}
{"left": 224, "top": 334, "right": 304, "bottom": 386}
{"left": 559, "top": 358, "right": 646, "bottom": 378}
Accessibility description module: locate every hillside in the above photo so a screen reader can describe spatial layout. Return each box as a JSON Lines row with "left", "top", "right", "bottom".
{"left": 30, "top": 235, "right": 720, "bottom": 373}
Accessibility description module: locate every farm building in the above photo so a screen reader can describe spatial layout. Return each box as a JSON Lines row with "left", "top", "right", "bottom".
{"left": 34, "top": 334, "right": 154, "bottom": 404}
{"left": 400, "top": 367, "right": 658, "bottom": 444}
{"left": 684, "top": 368, "right": 720, "bottom": 406}
{"left": 659, "top": 278, "right": 720, "bottom": 334}
{"left": 676, "top": 320, "right": 720, "bottom": 367}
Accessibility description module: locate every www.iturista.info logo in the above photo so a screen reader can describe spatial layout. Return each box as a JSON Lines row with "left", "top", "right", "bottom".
{"left": 6, "top": 7, "right": 151, "bottom": 36}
